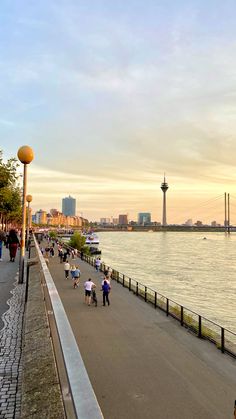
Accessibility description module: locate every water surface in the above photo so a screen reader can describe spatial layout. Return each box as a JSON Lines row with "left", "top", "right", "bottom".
{"left": 98, "top": 231, "right": 236, "bottom": 333}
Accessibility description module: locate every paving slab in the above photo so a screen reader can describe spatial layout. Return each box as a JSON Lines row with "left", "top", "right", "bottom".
{"left": 47, "top": 248, "right": 236, "bottom": 419}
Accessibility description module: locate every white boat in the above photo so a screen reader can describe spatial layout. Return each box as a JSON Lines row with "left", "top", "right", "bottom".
{"left": 83, "top": 233, "right": 100, "bottom": 246}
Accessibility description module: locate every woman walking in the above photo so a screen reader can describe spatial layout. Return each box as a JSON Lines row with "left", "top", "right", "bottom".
{"left": 7, "top": 229, "right": 20, "bottom": 262}
{"left": 73, "top": 266, "right": 81, "bottom": 289}
{"left": 102, "top": 280, "right": 111, "bottom": 306}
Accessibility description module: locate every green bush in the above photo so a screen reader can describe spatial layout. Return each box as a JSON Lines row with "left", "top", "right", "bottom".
{"left": 49, "top": 231, "right": 57, "bottom": 239}
{"left": 68, "top": 231, "right": 88, "bottom": 252}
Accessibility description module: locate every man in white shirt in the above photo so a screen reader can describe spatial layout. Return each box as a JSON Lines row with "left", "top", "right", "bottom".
{"left": 84, "top": 278, "right": 96, "bottom": 305}
{"left": 64, "top": 260, "right": 70, "bottom": 279}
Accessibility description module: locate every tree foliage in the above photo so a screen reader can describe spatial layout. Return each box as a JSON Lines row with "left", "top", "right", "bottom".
{"left": 68, "top": 231, "right": 89, "bottom": 252}
{"left": 49, "top": 231, "right": 57, "bottom": 239}
{"left": 0, "top": 150, "right": 22, "bottom": 225}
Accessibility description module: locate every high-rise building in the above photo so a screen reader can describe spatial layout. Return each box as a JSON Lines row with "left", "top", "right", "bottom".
{"left": 100, "top": 218, "right": 111, "bottom": 225}
{"left": 62, "top": 195, "right": 76, "bottom": 216}
{"left": 138, "top": 213, "right": 151, "bottom": 225}
{"left": 118, "top": 214, "right": 128, "bottom": 225}
{"left": 35, "top": 209, "right": 47, "bottom": 225}
{"left": 160, "top": 175, "right": 169, "bottom": 226}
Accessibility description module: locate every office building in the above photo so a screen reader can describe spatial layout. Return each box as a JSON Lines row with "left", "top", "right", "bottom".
{"left": 100, "top": 218, "right": 111, "bottom": 225}
{"left": 118, "top": 214, "right": 128, "bottom": 225}
{"left": 35, "top": 209, "right": 47, "bottom": 225}
{"left": 62, "top": 195, "right": 76, "bottom": 216}
{"left": 138, "top": 213, "right": 151, "bottom": 225}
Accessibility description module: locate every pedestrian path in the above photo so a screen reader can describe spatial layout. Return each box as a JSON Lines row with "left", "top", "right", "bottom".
{"left": 0, "top": 246, "right": 25, "bottom": 419}
{"left": 47, "top": 249, "right": 236, "bottom": 419}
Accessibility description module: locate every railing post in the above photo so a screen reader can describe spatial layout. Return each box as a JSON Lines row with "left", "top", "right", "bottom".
{"left": 166, "top": 298, "right": 169, "bottom": 316}
{"left": 198, "top": 315, "right": 202, "bottom": 338}
{"left": 145, "top": 286, "right": 147, "bottom": 302}
{"left": 117, "top": 271, "right": 119, "bottom": 282}
{"left": 154, "top": 292, "right": 157, "bottom": 308}
{"left": 123, "top": 274, "right": 125, "bottom": 287}
{"left": 221, "top": 328, "right": 225, "bottom": 353}
{"left": 136, "top": 281, "right": 138, "bottom": 296}
{"left": 181, "top": 306, "right": 184, "bottom": 326}
{"left": 129, "top": 278, "right": 131, "bottom": 291}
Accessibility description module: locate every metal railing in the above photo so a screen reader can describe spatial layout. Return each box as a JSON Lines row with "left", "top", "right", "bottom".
{"left": 82, "top": 253, "right": 236, "bottom": 358}
{"left": 33, "top": 236, "right": 104, "bottom": 419}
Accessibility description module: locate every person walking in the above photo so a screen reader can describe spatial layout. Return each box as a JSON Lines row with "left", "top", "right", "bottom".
{"left": 58, "top": 248, "right": 63, "bottom": 263}
{"left": 70, "top": 264, "right": 76, "bottom": 280}
{"left": 73, "top": 266, "right": 81, "bottom": 289}
{"left": 102, "top": 280, "right": 111, "bottom": 306}
{"left": 101, "top": 274, "right": 110, "bottom": 286}
{"left": 64, "top": 260, "right": 70, "bottom": 279}
{"left": 91, "top": 286, "right": 98, "bottom": 307}
{"left": 0, "top": 230, "right": 6, "bottom": 261}
{"left": 50, "top": 246, "right": 54, "bottom": 257}
{"left": 6, "top": 229, "right": 20, "bottom": 262}
{"left": 95, "top": 257, "right": 101, "bottom": 272}
{"left": 45, "top": 246, "right": 50, "bottom": 258}
{"left": 84, "top": 278, "right": 95, "bottom": 305}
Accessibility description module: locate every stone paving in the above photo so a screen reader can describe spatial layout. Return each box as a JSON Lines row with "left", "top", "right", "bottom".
{"left": 0, "top": 270, "right": 25, "bottom": 419}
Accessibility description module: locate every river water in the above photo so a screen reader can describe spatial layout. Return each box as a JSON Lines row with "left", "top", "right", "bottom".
{"left": 98, "top": 231, "right": 236, "bottom": 333}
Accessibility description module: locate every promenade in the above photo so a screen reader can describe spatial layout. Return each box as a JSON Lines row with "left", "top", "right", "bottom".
{"left": 47, "top": 250, "right": 236, "bottom": 419}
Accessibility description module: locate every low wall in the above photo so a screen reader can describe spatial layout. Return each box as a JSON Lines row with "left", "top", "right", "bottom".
{"left": 20, "top": 259, "right": 65, "bottom": 418}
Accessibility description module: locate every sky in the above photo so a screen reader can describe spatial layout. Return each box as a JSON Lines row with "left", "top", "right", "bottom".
{"left": 1, "top": 0, "right": 236, "bottom": 223}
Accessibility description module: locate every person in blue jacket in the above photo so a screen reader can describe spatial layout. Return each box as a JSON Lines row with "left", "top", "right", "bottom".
{"left": 102, "top": 280, "right": 111, "bottom": 306}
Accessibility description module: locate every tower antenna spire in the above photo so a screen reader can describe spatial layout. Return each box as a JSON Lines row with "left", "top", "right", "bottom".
{"left": 160, "top": 175, "right": 169, "bottom": 226}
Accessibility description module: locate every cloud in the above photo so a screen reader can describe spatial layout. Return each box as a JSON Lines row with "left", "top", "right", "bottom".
{"left": 1, "top": 0, "right": 236, "bottom": 222}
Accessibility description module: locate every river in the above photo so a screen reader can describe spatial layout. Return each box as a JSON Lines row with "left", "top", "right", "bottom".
{"left": 97, "top": 231, "right": 236, "bottom": 333}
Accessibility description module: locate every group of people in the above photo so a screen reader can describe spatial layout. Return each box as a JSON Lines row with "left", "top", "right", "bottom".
{"left": 39, "top": 239, "right": 112, "bottom": 307}
{"left": 63, "top": 260, "right": 81, "bottom": 289}
{"left": 83, "top": 274, "right": 111, "bottom": 307}
{"left": 61, "top": 251, "right": 111, "bottom": 307}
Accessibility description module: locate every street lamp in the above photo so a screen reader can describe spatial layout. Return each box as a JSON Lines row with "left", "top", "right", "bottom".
{"left": 26, "top": 194, "right": 32, "bottom": 251}
{"left": 17, "top": 146, "right": 34, "bottom": 284}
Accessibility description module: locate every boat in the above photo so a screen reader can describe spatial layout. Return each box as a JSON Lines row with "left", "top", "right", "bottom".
{"left": 90, "top": 246, "right": 102, "bottom": 255}
{"left": 83, "top": 232, "right": 100, "bottom": 246}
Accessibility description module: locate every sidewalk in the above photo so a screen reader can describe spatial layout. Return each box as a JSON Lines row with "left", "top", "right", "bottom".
{"left": 47, "top": 250, "right": 236, "bottom": 419}
{"left": 0, "top": 246, "right": 25, "bottom": 419}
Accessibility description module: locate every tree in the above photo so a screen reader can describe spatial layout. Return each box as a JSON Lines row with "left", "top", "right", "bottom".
{"left": 68, "top": 231, "right": 89, "bottom": 253}
{"left": 0, "top": 150, "right": 22, "bottom": 229}
{"left": 49, "top": 231, "right": 57, "bottom": 239}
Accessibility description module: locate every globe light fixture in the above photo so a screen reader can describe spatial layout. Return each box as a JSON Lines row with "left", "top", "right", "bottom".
{"left": 17, "top": 146, "right": 34, "bottom": 284}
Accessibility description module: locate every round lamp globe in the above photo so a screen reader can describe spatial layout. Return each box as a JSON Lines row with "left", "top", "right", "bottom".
{"left": 17, "top": 146, "right": 34, "bottom": 164}
{"left": 26, "top": 194, "right": 33, "bottom": 203}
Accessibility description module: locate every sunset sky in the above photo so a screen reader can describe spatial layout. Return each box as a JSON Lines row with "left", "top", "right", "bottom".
{"left": 1, "top": 0, "right": 236, "bottom": 223}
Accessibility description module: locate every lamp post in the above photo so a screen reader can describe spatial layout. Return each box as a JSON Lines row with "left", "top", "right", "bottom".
{"left": 26, "top": 194, "right": 32, "bottom": 251}
{"left": 17, "top": 146, "right": 34, "bottom": 284}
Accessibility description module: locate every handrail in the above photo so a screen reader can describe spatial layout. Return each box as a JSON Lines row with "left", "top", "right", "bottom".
{"left": 34, "top": 236, "right": 104, "bottom": 419}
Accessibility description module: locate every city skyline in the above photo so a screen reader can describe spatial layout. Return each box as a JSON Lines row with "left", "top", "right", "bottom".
{"left": 1, "top": 1, "right": 236, "bottom": 223}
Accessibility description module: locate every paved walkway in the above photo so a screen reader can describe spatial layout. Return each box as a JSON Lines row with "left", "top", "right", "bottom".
{"left": 47, "top": 249, "right": 236, "bottom": 419}
{"left": 0, "top": 246, "right": 25, "bottom": 419}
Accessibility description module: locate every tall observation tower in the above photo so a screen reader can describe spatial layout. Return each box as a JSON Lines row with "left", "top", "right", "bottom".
{"left": 160, "top": 175, "right": 169, "bottom": 226}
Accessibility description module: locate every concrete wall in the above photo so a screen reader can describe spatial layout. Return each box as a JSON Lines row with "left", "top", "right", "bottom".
{"left": 20, "top": 261, "right": 65, "bottom": 418}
